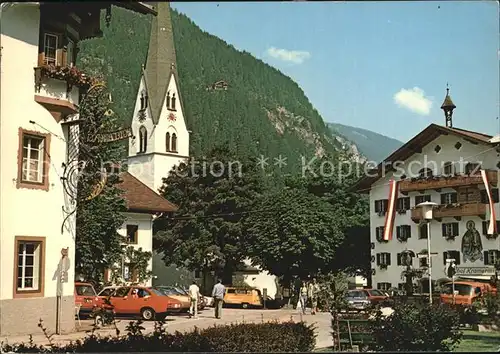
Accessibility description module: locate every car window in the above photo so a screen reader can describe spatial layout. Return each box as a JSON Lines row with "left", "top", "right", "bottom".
{"left": 442, "top": 284, "right": 471, "bottom": 296}
{"left": 368, "top": 290, "right": 385, "bottom": 297}
{"left": 99, "top": 288, "right": 115, "bottom": 297}
{"left": 347, "top": 290, "right": 366, "bottom": 298}
{"left": 149, "top": 288, "right": 164, "bottom": 296}
{"left": 113, "top": 287, "right": 131, "bottom": 297}
{"left": 76, "top": 284, "right": 96, "bottom": 296}
{"left": 137, "top": 288, "right": 150, "bottom": 298}
{"left": 474, "top": 287, "right": 481, "bottom": 295}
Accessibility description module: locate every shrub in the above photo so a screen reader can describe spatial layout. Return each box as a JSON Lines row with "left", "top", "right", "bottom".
{"left": 1, "top": 320, "right": 316, "bottom": 353}
{"left": 369, "top": 303, "right": 462, "bottom": 352}
{"left": 446, "top": 304, "right": 480, "bottom": 326}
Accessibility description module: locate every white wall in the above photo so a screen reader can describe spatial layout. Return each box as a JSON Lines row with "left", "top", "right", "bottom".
{"left": 117, "top": 212, "right": 154, "bottom": 286}
{"left": 0, "top": 4, "right": 75, "bottom": 300}
{"left": 241, "top": 259, "right": 278, "bottom": 299}
{"left": 369, "top": 133, "right": 499, "bottom": 289}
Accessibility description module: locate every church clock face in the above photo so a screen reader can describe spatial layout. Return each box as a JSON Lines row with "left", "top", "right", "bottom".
{"left": 168, "top": 113, "right": 176, "bottom": 122}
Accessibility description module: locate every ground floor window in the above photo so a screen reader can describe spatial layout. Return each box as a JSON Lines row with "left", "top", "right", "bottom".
{"left": 14, "top": 237, "right": 45, "bottom": 297}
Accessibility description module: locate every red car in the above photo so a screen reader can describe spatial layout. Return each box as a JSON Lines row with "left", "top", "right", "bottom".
{"left": 102, "top": 286, "right": 183, "bottom": 320}
{"left": 75, "top": 282, "right": 99, "bottom": 316}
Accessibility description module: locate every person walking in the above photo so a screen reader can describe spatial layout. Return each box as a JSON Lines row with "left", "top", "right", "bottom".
{"left": 308, "top": 278, "right": 319, "bottom": 315}
{"left": 211, "top": 279, "right": 225, "bottom": 319}
{"left": 299, "top": 282, "right": 308, "bottom": 314}
{"left": 188, "top": 280, "right": 200, "bottom": 319}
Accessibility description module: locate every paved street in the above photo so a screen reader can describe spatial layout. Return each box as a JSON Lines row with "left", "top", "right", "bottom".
{"left": 1, "top": 308, "right": 333, "bottom": 350}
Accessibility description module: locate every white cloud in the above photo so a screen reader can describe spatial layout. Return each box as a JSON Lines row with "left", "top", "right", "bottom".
{"left": 393, "top": 87, "right": 432, "bottom": 116}
{"left": 266, "top": 47, "right": 311, "bottom": 64}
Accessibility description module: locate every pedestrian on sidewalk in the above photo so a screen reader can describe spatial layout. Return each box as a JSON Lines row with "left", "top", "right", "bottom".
{"left": 299, "top": 282, "right": 308, "bottom": 315}
{"left": 308, "top": 277, "right": 319, "bottom": 315}
{"left": 212, "top": 279, "right": 225, "bottom": 319}
{"left": 189, "top": 280, "right": 200, "bottom": 319}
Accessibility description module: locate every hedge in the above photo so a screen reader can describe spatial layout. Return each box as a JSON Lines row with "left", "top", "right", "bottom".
{"left": 1, "top": 319, "right": 316, "bottom": 353}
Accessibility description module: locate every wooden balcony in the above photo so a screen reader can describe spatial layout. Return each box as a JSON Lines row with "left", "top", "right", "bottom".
{"left": 411, "top": 202, "right": 487, "bottom": 222}
{"left": 400, "top": 170, "right": 498, "bottom": 194}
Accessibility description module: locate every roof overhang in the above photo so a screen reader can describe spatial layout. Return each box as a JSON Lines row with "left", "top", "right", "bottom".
{"left": 350, "top": 124, "right": 494, "bottom": 194}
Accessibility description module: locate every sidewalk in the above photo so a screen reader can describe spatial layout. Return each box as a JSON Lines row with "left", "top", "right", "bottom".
{"left": 1, "top": 309, "right": 332, "bottom": 349}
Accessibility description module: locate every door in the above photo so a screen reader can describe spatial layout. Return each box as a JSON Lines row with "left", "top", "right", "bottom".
{"left": 109, "top": 287, "right": 132, "bottom": 314}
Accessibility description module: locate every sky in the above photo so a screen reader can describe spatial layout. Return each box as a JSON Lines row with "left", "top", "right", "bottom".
{"left": 172, "top": 1, "right": 499, "bottom": 142}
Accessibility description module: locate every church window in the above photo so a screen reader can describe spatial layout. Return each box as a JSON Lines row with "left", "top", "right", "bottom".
{"left": 140, "top": 91, "right": 148, "bottom": 111}
{"left": 138, "top": 126, "right": 147, "bottom": 153}
{"left": 166, "top": 133, "right": 171, "bottom": 152}
{"left": 171, "top": 133, "right": 177, "bottom": 152}
{"left": 166, "top": 91, "right": 171, "bottom": 108}
{"left": 171, "top": 93, "right": 176, "bottom": 110}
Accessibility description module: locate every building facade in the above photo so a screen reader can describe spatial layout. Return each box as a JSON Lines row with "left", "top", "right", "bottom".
{"left": 0, "top": 2, "right": 155, "bottom": 336}
{"left": 353, "top": 90, "right": 500, "bottom": 293}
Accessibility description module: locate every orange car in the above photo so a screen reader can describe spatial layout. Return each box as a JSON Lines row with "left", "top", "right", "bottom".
{"left": 440, "top": 281, "right": 497, "bottom": 306}
{"left": 105, "top": 286, "right": 182, "bottom": 320}
{"left": 75, "top": 282, "right": 99, "bottom": 316}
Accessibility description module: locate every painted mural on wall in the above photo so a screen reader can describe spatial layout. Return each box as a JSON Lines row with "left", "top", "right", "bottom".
{"left": 461, "top": 220, "right": 483, "bottom": 263}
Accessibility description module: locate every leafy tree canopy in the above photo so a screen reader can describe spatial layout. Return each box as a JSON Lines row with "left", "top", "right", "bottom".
{"left": 245, "top": 187, "right": 345, "bottom": 282}
{"left": 154, "top": 145, "right": 265, "bottom": 282}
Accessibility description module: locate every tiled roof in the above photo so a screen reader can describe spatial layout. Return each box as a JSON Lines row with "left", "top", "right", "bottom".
{"left": 351, "top": 124, "right": 496, "bottom": 193}
{"left": 118, "top": 172, "right": 178, "bottom": 214}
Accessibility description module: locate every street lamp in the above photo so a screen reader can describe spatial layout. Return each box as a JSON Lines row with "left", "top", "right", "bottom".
{"left": 416, "top": 201, "right": 438, "bottom": 304}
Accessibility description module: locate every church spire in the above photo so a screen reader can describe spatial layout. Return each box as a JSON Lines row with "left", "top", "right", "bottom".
{"left": 144, "top": 2, "right": 177, "bottom": 124}
{"left": 441, "top": 83, "right": 456, "bottom": 128}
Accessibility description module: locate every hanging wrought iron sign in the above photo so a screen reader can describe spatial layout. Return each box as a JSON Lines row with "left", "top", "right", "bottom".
{"left": 60, "top": 83, "right": 128, "bottom": 233}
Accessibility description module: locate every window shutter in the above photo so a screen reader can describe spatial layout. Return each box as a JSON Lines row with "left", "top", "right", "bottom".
{"left": 454, "top": 251, "right": 461, "bottom": 265}
{"left": 482, "top": 221, "right": 488, "bottom": 235}
{"left": 397, "top": 253, "right": 401, "bottom": 266}
{"left": 452, "top": 223, "right": 459, "bottom": 236}
{"left": 383, "top": 199, "right": 389, "bottom": 211}
{"left": 386, "top": 253, "right": 391, "bottom": 266}
{"left": 480, "top": 190, "right": 487, "bottom": 204}
{"left": 371, "top": 255, "right": 375, "bottom": 262}
{"left": 376, "top": 253, "right": 381, "bottom": 266}
{"left": 377, "top": 283, "right": 381, "bottom": 290}
{"left": 452, "top": 193, "right": 458, "bottom": 203}
{"left": 443, "top": 252, "right": 447, "bottom": 265}
{"left": 493, "top": 189, "right": 499, "bottom": 203}
{"left": 484, "top": 251, "right": 490, "bottom": 265}
{"left": 442, "top": 223, "right": 447, "bottom": 236}
{"left": 440, "top": 194, "right": 446, "bottom": 205}
{"left": 406, "top": 225, "right": 412, "bottom": 238}
{"left": 374, "top": 201, "right": 380, "bottom": 213}
{"left": 396, "top": 226, "right": 401, "bottom": 238}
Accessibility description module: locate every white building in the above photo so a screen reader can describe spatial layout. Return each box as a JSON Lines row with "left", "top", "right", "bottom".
{"left": 353, "top": 89, "right": 500, "bottom": 293}
{"left": 0, "top": 2, "right": 155, "bottom": 336}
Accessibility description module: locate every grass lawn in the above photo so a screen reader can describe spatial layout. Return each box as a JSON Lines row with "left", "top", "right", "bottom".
{"left": 454, "top": 330, "right": 500, "bottom": 352}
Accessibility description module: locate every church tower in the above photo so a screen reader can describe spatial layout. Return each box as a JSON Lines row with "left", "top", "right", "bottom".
{"left": 127, "top": 2, "right": 190, "bottom": 193}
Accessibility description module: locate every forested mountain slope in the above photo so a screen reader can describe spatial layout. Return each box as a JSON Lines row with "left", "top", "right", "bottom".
{"left": 78, "top": 7, "right": 360, "bottom": 174}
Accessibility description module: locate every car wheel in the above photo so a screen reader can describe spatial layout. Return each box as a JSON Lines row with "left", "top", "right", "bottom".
{"left": 141, "top": 307, "right": 155, "bottom": 321}
{"left": 242, "top": 303, "right": 249, "bottom": 309}
{"left": 94, "top": 315, "right": 103, "bottom": 328}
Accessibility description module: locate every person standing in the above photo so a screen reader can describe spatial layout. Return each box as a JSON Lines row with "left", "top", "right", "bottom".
{"left": 212, "top": 279, "right": 225, "bottom": 319}
{"left": 188, "top": 280, "right": 200, "bottom": 319}
{"left": 299, "top": 282, "right": 308, "bottom": 314}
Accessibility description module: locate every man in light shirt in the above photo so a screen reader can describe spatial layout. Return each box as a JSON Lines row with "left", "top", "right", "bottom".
{"left": 211, "top": 279, "right": 225, "bottom": 319}
{"left": 188, "top": 280, "right": 200, "bottom": 319}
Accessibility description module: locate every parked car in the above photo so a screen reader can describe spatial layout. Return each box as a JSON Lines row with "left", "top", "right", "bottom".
{"left": 74, "top": 282, "right": 99, "bottom": 316}
{"left": 154, "top": 286, "right": 190, "bottom": 313}
{"left": 98, "top": 286, "right": 183, "bottom": 320}
{"left": 440, "top": 281, "right": 497, "bottom": 306}
{"left": 345, "top": 290, "right": 372, "bottom": 311}
{"left": 223, "top": 287, "right": 263, "bottom": 309}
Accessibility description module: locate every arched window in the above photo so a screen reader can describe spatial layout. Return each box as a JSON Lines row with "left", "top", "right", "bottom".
{"left": 166, "top": 132, "right": 171, "bottom": 152}
{"left": 166, "top": 92, "right": 171, "bottom": 108}
{"left": 138, "top": 126, "right": 147, "bottom": 153}
{"left": 171, "top": 93, "right": 176, "bottom": 110}
{"left": 418, "top": 167, "right": 433, "bottom": 178}
{"left": 171, "top": 133, "right": 177, "bottom": 152}
{"left": 140, "top": 92, "right": 145, "bottom": 110}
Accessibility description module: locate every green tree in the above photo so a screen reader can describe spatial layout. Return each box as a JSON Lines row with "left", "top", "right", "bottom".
{"left": 154, "top": 145, "right": 264, "bottom": 284}
{"left": 245, "top": 187, "right": 344, "bottom": 283}
{"left": 75, "top": 86, "right": 128, "bottom": 282}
